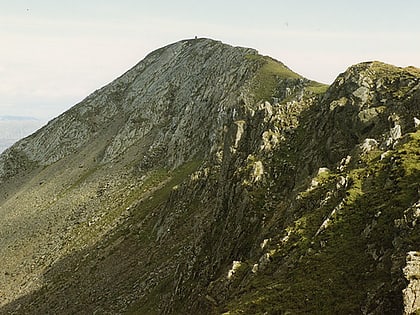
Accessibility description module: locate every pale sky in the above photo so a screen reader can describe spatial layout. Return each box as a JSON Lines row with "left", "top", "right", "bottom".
{"left": 1, "top": 0, "right": 420, "bottom": 121}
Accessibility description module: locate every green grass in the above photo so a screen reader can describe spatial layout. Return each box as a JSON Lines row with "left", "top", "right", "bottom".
{"left": 399, "top": 130, "right": 420, "bottom": 175}
{"left": 367, "top": 61, "right": 420, "bottom": 98}
{"left": 307, "top": 81, "right": 329, "bottom": 95}
{"left": 41, "top": 159, "right": 204, "bottom": 314}
{"left": 131, "top": 159, "right": 201, "bottom": 216}
{"left": 370, "top": 61, "right": 420, "bottom": 78}
{"left": 246, "top": 54, "right": 301, "bottom": 101}
{"left": 70, "top": 165, "right": 100, "bottom": 189}
{"left": 245, "top": 55, "right": 329, "bottom": 102}
{"left": 57, "top": 158, "right": 202, "bottom": 256}
{"left": 222, "top": 130, "right": 420, "bottom": 314}
{"left": 122, "top": 160, "right": 203, "bottom": 314}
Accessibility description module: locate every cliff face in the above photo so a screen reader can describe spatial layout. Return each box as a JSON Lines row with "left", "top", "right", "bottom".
{"left": 0, "top": 39, "right": 419, "bottom": 315}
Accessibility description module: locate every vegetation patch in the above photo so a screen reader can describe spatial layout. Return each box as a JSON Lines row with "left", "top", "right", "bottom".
{"left": 246, "top": 54, "right": 301, "bottom": 101}
{"left": 223, "top": 129, "right": 420, "bottom": 314}
{"left": 307, "top": 81, "right": 329, "bottom": 95}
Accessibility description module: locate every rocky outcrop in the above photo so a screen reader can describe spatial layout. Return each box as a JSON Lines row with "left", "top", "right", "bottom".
{"left": 0, "top": 39, "right": 419, "bottom": 315}
{"left": 318, "top": 61, "right": 420, "bottom": 163}
{"left": 0, "top": 39, "right": 260, "bottom": 182}
{"left": 403, "top": 251, "right": 420, "bottom": 314}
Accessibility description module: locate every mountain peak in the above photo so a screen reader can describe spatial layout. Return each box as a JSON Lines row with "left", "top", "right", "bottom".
{"left": 1, "top": 38, "right": 261, "bottom": 170}
{"left": 0, "top": 40, "right": 419, "bottom": 314}
{"left": 0, "top": 38, "right": 310, "bottom": 176}
{"left": 332, "top": 60, "right": 420, "bottom": 89}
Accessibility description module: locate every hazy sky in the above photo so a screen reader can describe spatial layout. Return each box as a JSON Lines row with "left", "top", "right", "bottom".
{"left": 1, "top": 0, "right": 420, "bottom": 121}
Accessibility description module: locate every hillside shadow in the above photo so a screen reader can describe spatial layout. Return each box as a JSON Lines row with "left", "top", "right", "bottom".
{"left": 1, "top": 217, "right": 152, "bottom": 314}
{"left": 4, "top": 84, "right": 406, "bottom": 314}
{"left": 0, "top": 157, "right": 211, "bottom": 315}
{"left": 0, "top": 91, "right": 332, "bottom": 315}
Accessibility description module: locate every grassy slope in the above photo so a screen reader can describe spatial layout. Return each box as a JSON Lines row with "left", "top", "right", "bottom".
{"left": 246, "top": 54, "right": 328, "bottom": 102}
{"left": 0, "top": 158, "right": 202, "bottom": 314}
{"left": 223, "top": 130, "right": 420, "bottom": 314}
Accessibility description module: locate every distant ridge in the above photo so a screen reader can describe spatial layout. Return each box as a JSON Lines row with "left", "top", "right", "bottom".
{"left": 0, "top": 115, "right": 40, "bottom": 121}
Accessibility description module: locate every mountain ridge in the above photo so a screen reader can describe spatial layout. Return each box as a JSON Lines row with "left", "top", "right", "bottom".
{"left": 0, "top": 38, "right": 419, "bottom": 314}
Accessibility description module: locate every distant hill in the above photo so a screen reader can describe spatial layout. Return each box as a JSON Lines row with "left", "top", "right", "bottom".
{"left": 0, "top": 116, "right": 44, "bottom": 152}
{"left": 0, "top": 115, "right": 39, "bottom": 121}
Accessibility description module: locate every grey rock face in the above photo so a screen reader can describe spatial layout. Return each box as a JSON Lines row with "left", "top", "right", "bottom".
{"left": 318, "top": 61, "right": 420, "bottom": 163}
{"left": 0, "top": 39, "right": 259, "bottom": 181}
{"left": 403, "top": 251, "right": 420, "bottom": 314}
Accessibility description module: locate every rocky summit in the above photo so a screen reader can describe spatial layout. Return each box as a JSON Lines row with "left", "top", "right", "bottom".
{"left": 0, "top": 38, "right": 419, "bottom": 315}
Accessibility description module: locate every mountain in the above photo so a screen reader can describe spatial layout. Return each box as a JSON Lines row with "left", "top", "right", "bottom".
{"left": 0, "top": 38, "right": 419, "bottom": 315}
{"left": 0, "top": 116, "right": 43, "bottom": 153}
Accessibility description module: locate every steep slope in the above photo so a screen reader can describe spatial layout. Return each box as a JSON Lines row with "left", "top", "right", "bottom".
{"left": 0, "top": 39, "right": 419, "bottom": 315}
{"left": 219, "top": 61, "right": 420, "bottom": 315}
{"left": 0, "top": 38, "right": 314, "bottom": 313}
